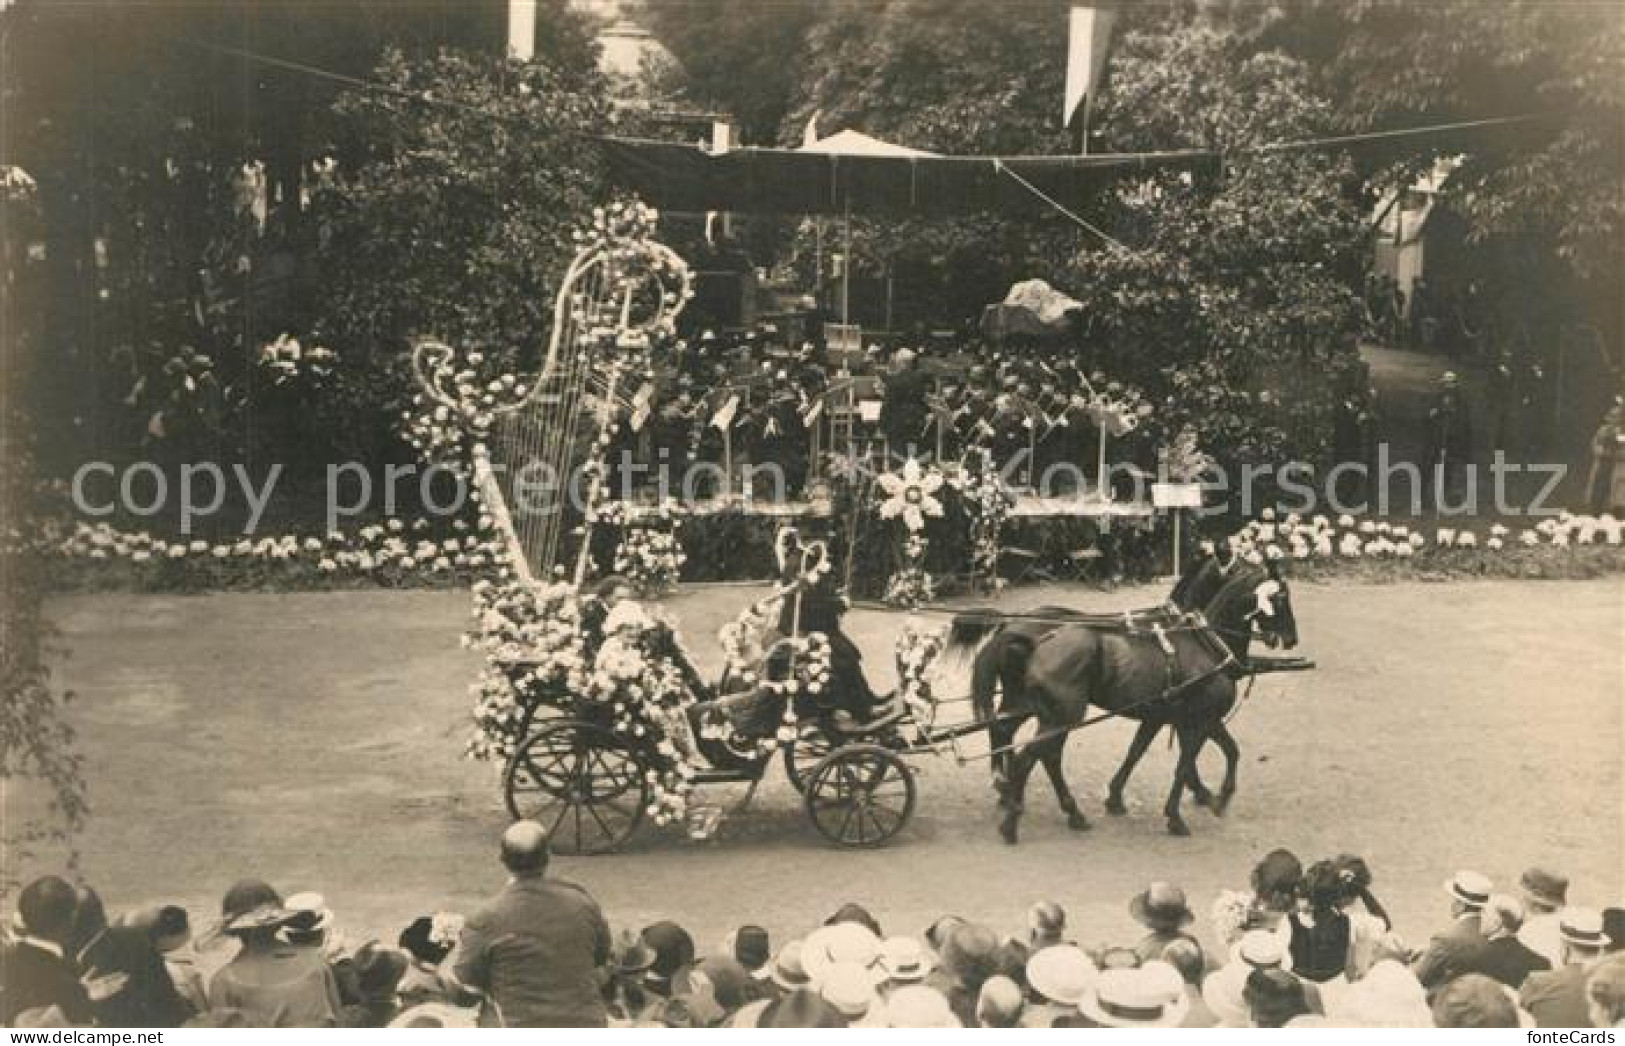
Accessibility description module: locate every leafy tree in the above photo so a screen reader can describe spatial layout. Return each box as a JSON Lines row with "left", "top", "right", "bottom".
{"left": 311, "top": 48, "right": 612, "bottom": 455}
{"left": 638, "top": 0, "right": 823, "bottom": 145}
{"left": 1068, "top": 26, "right": 1367, "bottom": 473}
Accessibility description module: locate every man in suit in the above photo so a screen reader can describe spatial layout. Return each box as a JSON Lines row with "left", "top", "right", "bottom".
{"left": 1464, "top": 894, "right": 1551, "bottom": 990}
{"left": 878, "top": 348, "right": 931, "bottom": 459}
{"left": 1521, "top": 908, "right": 1610, "bottom": 1029}
{"left": 1520, "top": 867, "right": 1571, "bottom": 969}
{"left": 1413, "top": 871, "right": 1493, "bottom": 992}
{"left": 1, "top": 876, "right": 92, "bottom": 1026}
{"left": 450, "top": 821, "right": 612, "bottom": 1027}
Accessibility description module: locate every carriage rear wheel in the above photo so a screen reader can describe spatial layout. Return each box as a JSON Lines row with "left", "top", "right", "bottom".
{"left": 803, "top": 744, "right": 916, "bottom": 848}
{"left": 782, "top": 721, "right": 838, "bottom": 794}
{"left": 503, "top": 719, "right": 649, "bottom": 855}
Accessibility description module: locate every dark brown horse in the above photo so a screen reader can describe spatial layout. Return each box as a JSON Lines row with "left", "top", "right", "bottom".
{"left": 948, "top": 559, "right": 1298, "bottom": 842}
{"left": 946, "top": 553, "right": 1238, "bottom": 816}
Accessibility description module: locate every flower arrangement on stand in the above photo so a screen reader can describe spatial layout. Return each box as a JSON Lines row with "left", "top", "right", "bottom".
{"left": 951, "top": 448, "right": 1016, "bottom": 591}
{"left": 876, "top": 457, "right": 945, "bottom": 608}
{"left": 611, "top": 506, "right": 687, "bottom": 597}
{"left": 894, "top": 616, "right": 947, "bottom": 738}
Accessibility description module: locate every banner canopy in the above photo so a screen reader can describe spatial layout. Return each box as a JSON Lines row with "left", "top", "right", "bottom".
{"left": 599, "top": 135, "right": 1219, "bottom": 216}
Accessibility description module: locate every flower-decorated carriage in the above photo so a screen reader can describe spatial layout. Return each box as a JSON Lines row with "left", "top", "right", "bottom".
{"left": 413, "top": 204, "right": 920, "bottom": 853}
{"left": 490, "top": 563, "right": 921, "bottom": 855}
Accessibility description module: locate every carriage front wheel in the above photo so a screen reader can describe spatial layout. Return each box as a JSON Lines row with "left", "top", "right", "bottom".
{"left": 803, "top": 744, "right": 916, "bottom": 848}
{"left": 782, "top": 721, "right": 838, "bottom": 794}
{"left": 503, "top": 718, "right": 650, "bottom": 855}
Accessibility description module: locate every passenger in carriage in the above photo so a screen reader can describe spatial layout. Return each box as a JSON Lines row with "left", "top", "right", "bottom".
{"left": 773, "top": 528, "right": 888, "bottom": 731}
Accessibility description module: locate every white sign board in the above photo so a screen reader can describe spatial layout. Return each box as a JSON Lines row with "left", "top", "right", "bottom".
{"left": 1152, "top": 482, "right": 1204, "bottom": 509}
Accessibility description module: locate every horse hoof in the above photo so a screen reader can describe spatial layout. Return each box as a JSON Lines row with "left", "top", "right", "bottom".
{"left": 1067, "top": 810, "right": 1092, "bottom": 832}
{"left": 1104, "top": 796, "right": 1127, "bottom": 816}
{"left": 999, "top": 819, "right": 1019, "bottom": 845}
{"left": 1166, "top": 818, "right": 1191, "bottom": 837}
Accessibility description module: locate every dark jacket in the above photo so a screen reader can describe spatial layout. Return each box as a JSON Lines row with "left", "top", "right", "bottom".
{"left": 1, "top": 940, "right": 92, "bottom": 1026}
{"left": 1414, "top": 914, "right": 1487, "bottom": 990}
{"left": 1466, "top": 935, "right": 1551, "bottom": 991}
{"left": 453, "top": 876, "right": 611, "bottom": 1028}
{"left": 1519, "top": 963, "right": 1593, "bottom": 1029}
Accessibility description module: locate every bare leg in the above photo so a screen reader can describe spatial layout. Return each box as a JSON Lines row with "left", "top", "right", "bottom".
{"left": 1106, "top": 720, "right": 1159, "bottom": 815}
{"left": 1037, "top": 732, "right": 1089, "bottom": 831}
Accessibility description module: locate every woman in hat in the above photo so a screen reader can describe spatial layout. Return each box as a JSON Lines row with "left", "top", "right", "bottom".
{"left": 396, "top": 914, "right": 459, "bottom": 1007}
{"left": 1287, "top": 860, "right": 1354, "bottom": 983}
{"left": 207, "top": 882, "right": 342, "bottom": 1028}
{"left": 604, "top": 930, "right": 656, "bottom": 1026}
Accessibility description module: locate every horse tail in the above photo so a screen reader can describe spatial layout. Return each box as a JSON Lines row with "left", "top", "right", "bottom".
{"left": 968, "top": 632, "right": 1009, "bottom": 726}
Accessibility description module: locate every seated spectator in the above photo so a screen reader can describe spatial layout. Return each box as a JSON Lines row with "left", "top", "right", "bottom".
{"left": 1332, "top": 854, "right": 1397, "bottom": 979}
{"left": 726, "top": 925, "right": 771, "bottom": 983}
{"left": 1521, "top": 908, "right": 1610, "bottom": 1028}
{"left": 1, "top": 876, "right": 92, "bottom": 1026}
{"left": 976, "top": 975, "right": 1024, "bottom": 1027}
{"left": 762, "top": 940, "right": 810, "bottom": 999}
{"left": 448, "top": 821, "right": 612, "bottom": 1028}
{"left": 1327, "top": 959, "right": 1437, "bottom": 1027}
{"left": 1026, "top": 900, "right": 1067, "bottom": 952}
{"left": 1288, "top": 860, "right": 1353, "bottom": 983}
{"left": 1467, "top": 894, "right": 1551, "bottom": 989}
{"left": 936, "top": 922, "right": 999, "bottom": 1027}
{"left": 1203, "top": 929, "right": 1317, "bottom": 1026}
{"left": 1244, "top": 967, "right": 1312, "bottom": 1027}
{"left": 883, "top": 984, "right": 960, "bottom": 1028}
{"left": 819, "top": 961, "right": 885, "bottom": 1027}
{"left": 206, "top": 881, "right": 342, "bottom": 1027}
{"left": 1586, "top": 953, "right": 1625, "bottom": 1028}
{"left": 604, "top": 930, "right": 654, "bottom": 1026}
{"left": 1021, "top": 945, "right": 1095, "bottom": 1027}
{"left": 1519, "top": 868, "right": 1570, "bottom": 968}
{"left": 396, "top": 914, "right": 459, "bottom": 1007}
{"left": 1430, "top": 973, "right": 1522, "bottom": 1028}
{"left": 736, "top": 988, "right": 847, "bottom": 1028}
{"left": 1129, "top": 882, "right": 1198, "bottom": 964}
{"left": 639, "top": 921, "right": 696, "bottom": 999}
{"left": 338, "top": 942, "right": 408, "bottom": 1027}
{"left": 140, "top": 905, "right": 207, "bottom": 1015}
{"left": 877, "top": 936, "right": 932, "bottom": 993}
{"left": 1413, "top": 870, "right": 1492, "bottom": 990}
{"left": 1069, "top": 965, "right": 1190, "bottom": 1028}
{"left": 81, "top": 908, "right": 192, "bottom": 1027}
{"left": 1159, "top": 937, "right": 1215, "bottom": 1028}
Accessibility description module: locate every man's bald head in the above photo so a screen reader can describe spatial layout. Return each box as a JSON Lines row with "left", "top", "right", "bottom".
{"left": 501, "top": 820, "right": 550, "bottom": 876}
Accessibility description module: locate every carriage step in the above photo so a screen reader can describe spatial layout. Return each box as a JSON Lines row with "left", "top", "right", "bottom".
{"left": 690, "top": 767, "right": 761, "bottom": 785}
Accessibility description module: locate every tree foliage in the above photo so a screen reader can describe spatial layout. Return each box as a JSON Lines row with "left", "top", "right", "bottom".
{"left": 1071, "top": 27, "right": 1366, "bottom": 470}
{"left": 638, "top": 0, "right": 822, "bottom": 145}
{"left": 310, "top": 47, "right": 611, "bottom": 444}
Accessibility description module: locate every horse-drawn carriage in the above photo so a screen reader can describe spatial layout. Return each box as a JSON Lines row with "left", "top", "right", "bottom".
{"left": 493, "top": 596, "right": 921, "bottom": 854}
{"left": 414, "top": 209, "right": 1312, "bottom": 854}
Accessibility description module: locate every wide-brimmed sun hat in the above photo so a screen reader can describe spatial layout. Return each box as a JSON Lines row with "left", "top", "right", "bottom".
{"left": 820, "top": 961, "right": 885, "bottom": 1027}
{"left": 1025, "top": 945, "right": 1096, "bottom": 1007}
{"left": 1130, "top": 882, "right": 1195, "bottom": 931}
{"left": 802, "top": 922, "right": 884, "bottom": 988}
{"left": 1077, "top": 967, "right": 1190, "bottom": 1028}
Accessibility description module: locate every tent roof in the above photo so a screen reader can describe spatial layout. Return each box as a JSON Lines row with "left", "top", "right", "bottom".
{"left": 599, "top": 135, "right": 1218, "bottom": 216}
{"left": 799, "top": 129, "right": 938, "bottom": 158}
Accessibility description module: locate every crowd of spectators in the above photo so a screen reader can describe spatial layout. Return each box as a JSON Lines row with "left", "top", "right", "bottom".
{"left": 5, "top": 823, "right": 1623, "bottom": 1029}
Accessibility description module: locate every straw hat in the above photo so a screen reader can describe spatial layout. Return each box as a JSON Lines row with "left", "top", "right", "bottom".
{"left": 878, "top": 936, "right": 933, "bottom": 983}
{"left": 884, "top": 985, "right": 961, "bottom": 1029}
{"left": 820, "top": 961, "right": 885, "bottom": 1027}
{"left": 1444, "top": 871, "right": 1493, "bottom": 909}
{"left": 801, "top": 922, "right": 884, "bottom": 988}
{"left": 1025, "top": 946, "right": 1096, "bottom": 1007}
{"left": 1077, "top": 967, "right": 1190, "bottom": 1028}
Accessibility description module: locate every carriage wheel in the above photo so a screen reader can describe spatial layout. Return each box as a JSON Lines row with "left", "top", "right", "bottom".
{"left": 503, "top": 719, "right": 649, "bottom": 855}
{"left": 804, "top": 744, "right": 916, "bottom": 849}
{"left": 782, "top": 721, "right": 838, "bottom": 794}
